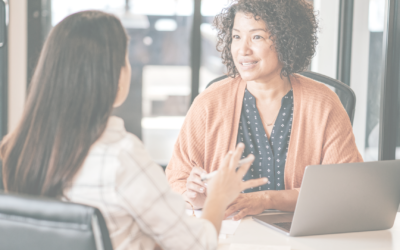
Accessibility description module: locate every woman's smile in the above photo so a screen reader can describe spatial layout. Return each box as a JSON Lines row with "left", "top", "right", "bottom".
{"left": 239, "top": 59, "right": 259, "bottom": 70}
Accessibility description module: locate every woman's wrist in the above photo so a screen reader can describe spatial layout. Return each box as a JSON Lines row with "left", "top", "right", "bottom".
{"left": 262, "top": 191, "right": 274, "bottom": 210}
{"left": 205, "top": 191, "right": 229, "bottom": 211}
{"left": 201, "top": 192, "right": 227, "bottom": 234}
{"left": 261, "top": 190, "right": 299, "bottom": 212}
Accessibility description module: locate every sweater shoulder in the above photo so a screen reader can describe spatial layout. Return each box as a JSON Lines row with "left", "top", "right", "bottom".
{"left": 293, "top": 74, "right": 342, "bottom": 108}
{"left": 191, "top": 76, "right": 240, "bottom": 108}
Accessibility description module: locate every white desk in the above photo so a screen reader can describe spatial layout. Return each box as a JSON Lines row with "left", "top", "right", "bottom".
{"left": 218, "top": 212, "right": 400, "bottom": 250}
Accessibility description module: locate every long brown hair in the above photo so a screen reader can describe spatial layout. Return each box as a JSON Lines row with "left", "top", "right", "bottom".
{"left": 0, "top": 11, "right": 128, "bottom": 197}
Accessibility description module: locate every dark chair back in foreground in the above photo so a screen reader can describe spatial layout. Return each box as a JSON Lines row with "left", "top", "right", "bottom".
{"left": 206, "top": 71, "right": 356, "bottom": 125}
{"left": 0, "top": 192, "right": 113, "bottom": 250}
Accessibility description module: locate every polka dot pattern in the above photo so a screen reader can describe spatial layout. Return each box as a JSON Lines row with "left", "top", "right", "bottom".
{"left": 237, "top": 89, "right": 293, "bottom": 193}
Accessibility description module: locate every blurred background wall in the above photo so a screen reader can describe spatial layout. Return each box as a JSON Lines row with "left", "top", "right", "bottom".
{"left": 3, "top": 0, "right": 400, "bottom": 167}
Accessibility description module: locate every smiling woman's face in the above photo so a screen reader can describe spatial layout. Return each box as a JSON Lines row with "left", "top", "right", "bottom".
{"left": 231, "top": 12, "right": 282, "bottom": 82}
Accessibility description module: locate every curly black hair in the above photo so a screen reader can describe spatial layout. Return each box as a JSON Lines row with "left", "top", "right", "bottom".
{"left": 213, "top": 0, "right": 318, "bottom": 78}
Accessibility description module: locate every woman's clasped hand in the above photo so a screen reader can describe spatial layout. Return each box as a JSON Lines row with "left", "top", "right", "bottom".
{"left": 184, "top": 166, "right": 208, "bottom": 209}
{"left": 185, "top": 143, "right": 268, "bottom": 212}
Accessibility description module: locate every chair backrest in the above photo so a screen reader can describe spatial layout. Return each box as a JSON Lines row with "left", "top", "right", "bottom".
{"left": 206, "top": 71, "right": 356, "bottom": 125}
{"left": 0, "top": 192, "right": 113, "bottom": 250}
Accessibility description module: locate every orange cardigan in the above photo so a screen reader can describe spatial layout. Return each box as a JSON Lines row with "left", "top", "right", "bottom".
{"left": 166, "top": 74, "right": 363, "bottom": 194}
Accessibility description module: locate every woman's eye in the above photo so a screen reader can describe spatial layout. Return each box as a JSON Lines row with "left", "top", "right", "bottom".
{"left": 254, "top": 35, "right": 262, "bottom": 40}
{"left": 233, "top": 35, "right": 240, "bottom": 39}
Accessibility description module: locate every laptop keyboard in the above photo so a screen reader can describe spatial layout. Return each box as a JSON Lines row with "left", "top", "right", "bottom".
{"left": 274, "top": 222, "right": 292, "bottom": 231}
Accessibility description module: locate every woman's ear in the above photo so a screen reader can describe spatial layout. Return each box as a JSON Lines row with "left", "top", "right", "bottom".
{"left": 113, "top": 56, "right": 131, "bottom": 107}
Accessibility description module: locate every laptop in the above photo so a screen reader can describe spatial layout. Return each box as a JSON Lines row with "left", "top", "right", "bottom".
{"left": 253, "top": 160, "right": 400, "bottom": 237}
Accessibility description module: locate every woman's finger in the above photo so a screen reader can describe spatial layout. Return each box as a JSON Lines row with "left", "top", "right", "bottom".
{"left": 185, "top": 190, "right": 198, "bottom": 199}
{"left": 237, "top": 154, "right": 255, "bottom": 176}
{"left": 220, "top": 151, "right": 233, "bottom": 171}
{"left": 229, "top": 143, "right": 245, "bottom": 170}
{"left": 233, "top": 209, "right": 248, "bottom": 221}
{"left": 191, "top": 166, "right": 208, "bottom": 177}
{"left": 226, "top": 200, "right": 239, "bottom": 209}
{"left": 241, "top": 178, "right": 268, "bottom": 191}
{"left": 224, "top": 204, "right": 240, "bottom": 219}
{"left": 190, "top": 175, "right": 206, "bottom": 187}
{"left": 187, "top": 182, "right": 206, "bottom": 194}
{"left": 188, "top": 167, "right": 207, "bottom": 188}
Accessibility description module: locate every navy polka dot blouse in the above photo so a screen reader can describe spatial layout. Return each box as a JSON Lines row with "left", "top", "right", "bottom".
{"left": 237, "top": 89, "right": 293, "bottom": 193}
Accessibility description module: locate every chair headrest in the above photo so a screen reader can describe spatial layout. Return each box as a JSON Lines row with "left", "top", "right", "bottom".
{"left": 0, "top": 192, "right": 94, "bottom": 228}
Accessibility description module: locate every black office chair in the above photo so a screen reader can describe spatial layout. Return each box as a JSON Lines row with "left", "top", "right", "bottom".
{"left": 206, "top": 71, "right": 356, "bottom": 125}
{"left": 0, "top": 192, "right": 113, "bottom": 250}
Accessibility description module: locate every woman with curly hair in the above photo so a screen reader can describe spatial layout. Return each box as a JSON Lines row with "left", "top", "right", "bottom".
{"left": 166, "top": 0, "right": 362, "bottom": 220}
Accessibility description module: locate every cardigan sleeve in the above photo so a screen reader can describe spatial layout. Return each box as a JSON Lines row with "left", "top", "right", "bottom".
{"left": 166, "top": 97, "right": 207, "bottom": 194}
{"left": 321, "top": 95, "right": 363, "bottom": 165}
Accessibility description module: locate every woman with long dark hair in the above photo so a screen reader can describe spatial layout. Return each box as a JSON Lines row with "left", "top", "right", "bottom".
{"left": 0, "top": 11, "right": 266, "bottom": 250}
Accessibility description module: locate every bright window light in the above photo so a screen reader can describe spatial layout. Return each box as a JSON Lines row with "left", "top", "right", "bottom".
{"left": 155, "top": 19, "right": 178, "bottom": 31}
{"left": 369, "top": 0, "right": 385, "bottom": 32}
{"left": 201, "top": 0, "right": 231, "bottom": 16}
{"left": 131, "top": 0, "right": 193, "bottom": 16}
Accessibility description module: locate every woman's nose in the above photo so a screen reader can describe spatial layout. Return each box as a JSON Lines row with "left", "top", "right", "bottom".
{"left": 237, "top": 40, "right": 252, "bottom": 56}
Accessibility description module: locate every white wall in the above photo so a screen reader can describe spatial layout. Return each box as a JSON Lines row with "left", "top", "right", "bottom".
{"left": 311, "top": 0, "right": 340, "bottom": 79}
{"left": 350, "top": 0, "right": 370, "bottom": 159}
{"left": 8, "top": 0, "right": 27, "bottom": 132}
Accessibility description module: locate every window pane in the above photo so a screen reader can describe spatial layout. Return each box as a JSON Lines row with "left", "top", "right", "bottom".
{"left": 199, "top": 0, "right": 231, "bottom": 92}
{"left": 311, "top": 0, "right": 340, "bottom": 78}
{"left": 352, "top": 0, "right": 386, "bottom": 161}
{"left": 51, "top": 0, "right": 125, "bottom": 26}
